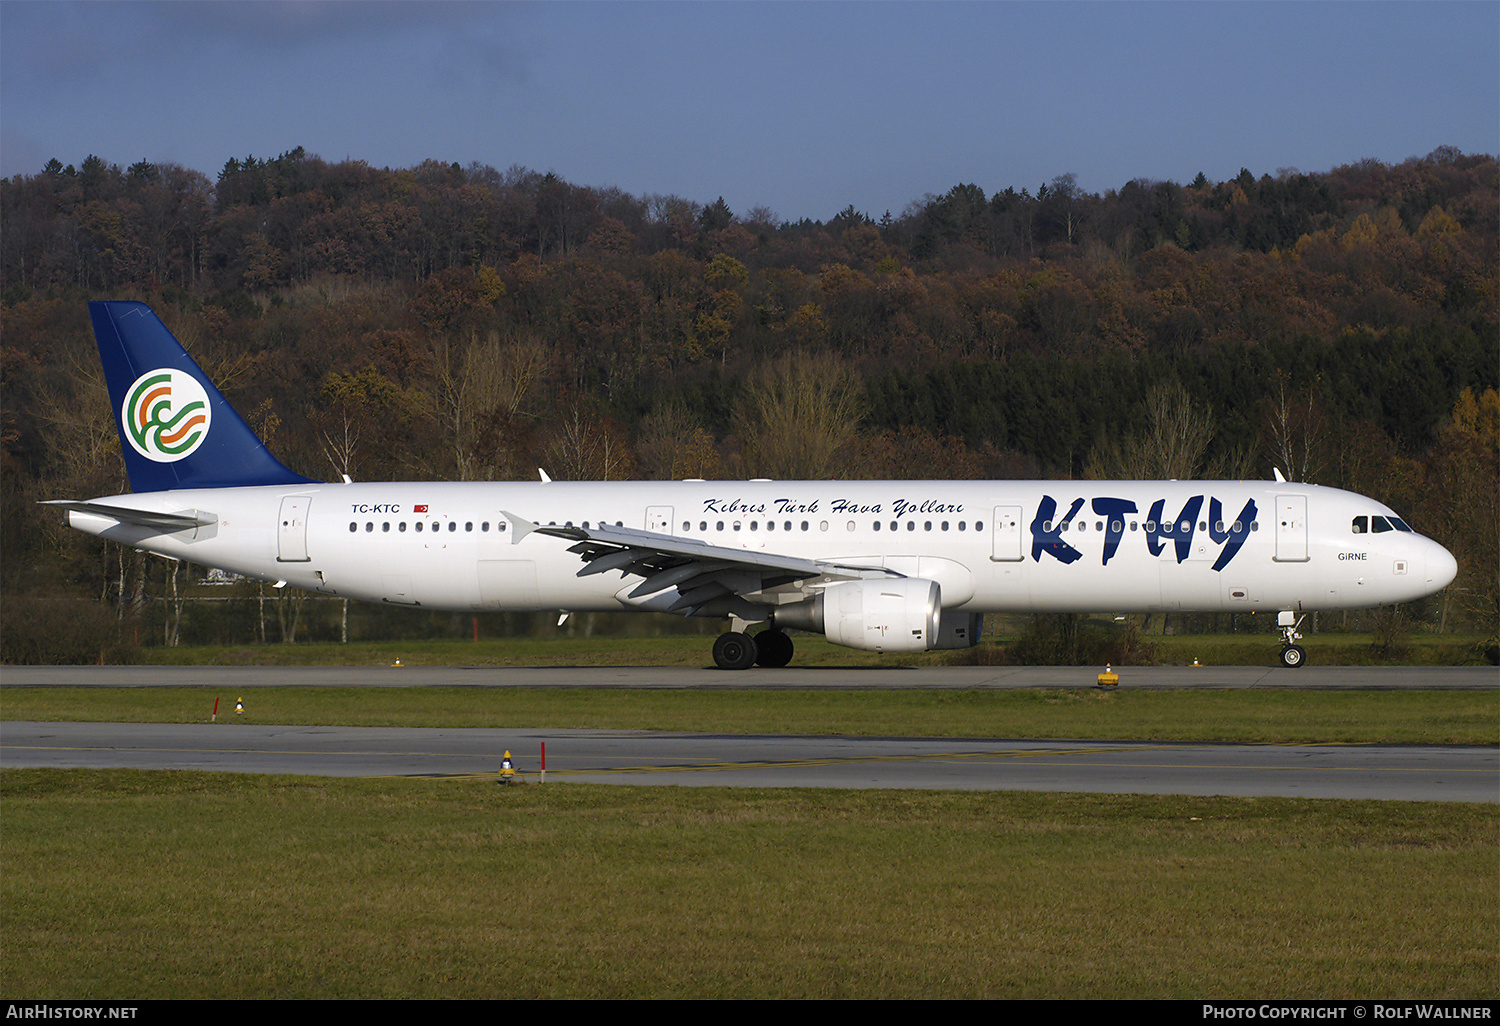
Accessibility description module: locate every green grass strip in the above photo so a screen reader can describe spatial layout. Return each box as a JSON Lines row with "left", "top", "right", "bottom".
{"left": 4, "top": 685, "right": 1495, "bottom": 745}
{"left": 2, "top": 770, "right": 1493, "bottom": 999}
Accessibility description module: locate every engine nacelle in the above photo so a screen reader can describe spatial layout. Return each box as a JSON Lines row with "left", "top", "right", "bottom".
{"left": 776, "top": 578, "right": 941, "bottom": 652}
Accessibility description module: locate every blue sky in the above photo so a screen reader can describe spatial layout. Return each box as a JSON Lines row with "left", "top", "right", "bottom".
{"left": 2, "top": 1, "right": 1496, "bottom": 222}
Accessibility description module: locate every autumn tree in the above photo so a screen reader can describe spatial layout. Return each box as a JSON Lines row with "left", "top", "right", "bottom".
{"left": 1415, "top": 388, "right": 1499, "bottom": 638}
{"left": 311, "top": 366, "right": 421, "bottom": 482}
{"left": 842, "top": 426, "right": 985, "bottom": 480}
{"left": 636, "top": 402, "right": 721, "bottom": 481}
{"left": 697, "top": 254, "right": 748, "bottom": 362}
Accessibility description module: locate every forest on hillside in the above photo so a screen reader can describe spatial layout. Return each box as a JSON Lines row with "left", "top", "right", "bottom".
{"left": 1, "top": 146, "right": 1495, "bottom": 656}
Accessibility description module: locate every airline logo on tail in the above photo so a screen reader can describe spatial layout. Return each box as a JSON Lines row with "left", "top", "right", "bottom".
{"left": 121, "top": 369, "right": 211, "bottom": 462}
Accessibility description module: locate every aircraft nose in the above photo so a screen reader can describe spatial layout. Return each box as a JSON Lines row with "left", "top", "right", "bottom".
{"left": 1427, "top": 541, "right": 1458, "bottom": 591}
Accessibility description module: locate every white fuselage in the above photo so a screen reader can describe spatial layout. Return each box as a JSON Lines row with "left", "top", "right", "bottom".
{"left": 65, "top": 479, "right": 1457, "bottom": 617}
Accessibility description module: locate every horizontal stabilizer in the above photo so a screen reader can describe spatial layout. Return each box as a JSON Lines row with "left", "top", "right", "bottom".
{"left": 41, "top": 500, "right": 216, "bottom": 532}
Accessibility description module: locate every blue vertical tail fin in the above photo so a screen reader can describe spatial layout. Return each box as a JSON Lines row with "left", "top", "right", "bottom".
{"left": 91, "top": 301, "right": 318, "bottom": 492}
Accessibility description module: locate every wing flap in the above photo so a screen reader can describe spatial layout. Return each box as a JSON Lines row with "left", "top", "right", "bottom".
{"left": 501, "top": 510, "right": 898, "bottom": 613}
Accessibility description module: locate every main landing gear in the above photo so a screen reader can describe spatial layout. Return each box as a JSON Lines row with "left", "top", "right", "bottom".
{"left": 711, "top": 628, "right": 795, "bottom": 670}
{"left": 1277, "top": 611, "right": 1307, "bottom": 669}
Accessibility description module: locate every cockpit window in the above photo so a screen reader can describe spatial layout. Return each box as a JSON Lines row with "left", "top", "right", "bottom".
{"left": 1357, "top": 513, "right": 1415, "bottom": 534}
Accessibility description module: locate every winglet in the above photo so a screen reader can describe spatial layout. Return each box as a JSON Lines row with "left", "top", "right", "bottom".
{"left": 500, "top": 510, "right": 536, "bottom": 545}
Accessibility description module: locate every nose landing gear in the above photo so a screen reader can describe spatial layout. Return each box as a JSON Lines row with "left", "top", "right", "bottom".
{"left": 1277, "top": 611, "right": 1307, "bottom": 668}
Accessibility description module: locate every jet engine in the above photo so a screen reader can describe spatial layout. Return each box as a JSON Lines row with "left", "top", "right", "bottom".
{"left": 775, "top": 577, "right": 941, "bottom": 652}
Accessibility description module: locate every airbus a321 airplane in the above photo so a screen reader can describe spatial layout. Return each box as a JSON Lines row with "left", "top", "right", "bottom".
{"left": 49, "top": 301, "right": 1458, "bottom": 670}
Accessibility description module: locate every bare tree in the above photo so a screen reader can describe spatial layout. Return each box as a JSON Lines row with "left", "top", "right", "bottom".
{"left": 734, "top": 353, "right": 864, "bottom": 480}
{"left": 1086, "top": 380, "right": 1217, "bottom": 480}
{"left": 544, "top": 397, "right": 635, "bottom": 481}
{"left": 430, "top": 331, "right": 548, "bottom": 480}
{"left": 317, "top": 411, "right": 359, "bottom": 481}
{"left": 1264, "top": 375, "right": 1330, "bottom": 483}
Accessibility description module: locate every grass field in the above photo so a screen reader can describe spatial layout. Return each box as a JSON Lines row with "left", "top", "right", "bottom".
{"left": 1, "top": 769, "right": 1494, "bottom": 999}
{"left": 3, "top": 653, "right": 1495, "bottom": 998}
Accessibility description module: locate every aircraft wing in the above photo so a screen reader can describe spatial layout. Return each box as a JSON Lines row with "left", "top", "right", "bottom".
{"left": 502, "top": 511, "right": 895, "bottom": 614}
{"left": 41, "top": 500, "right": 217, "bottom": 532}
